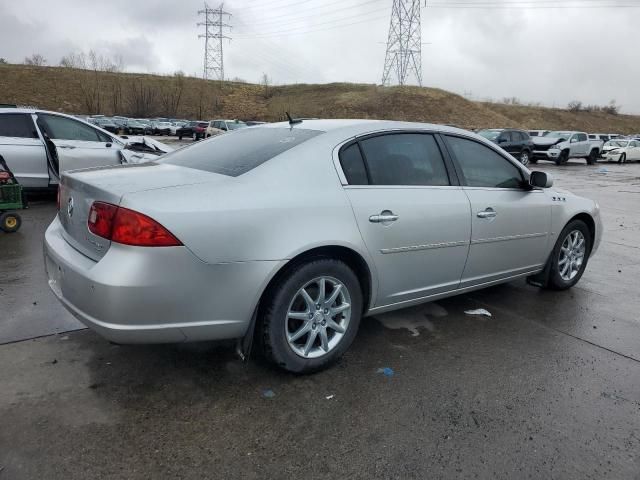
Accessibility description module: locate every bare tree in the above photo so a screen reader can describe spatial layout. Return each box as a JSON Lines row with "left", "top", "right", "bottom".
{"left": 160, "top": 71, "right": 186, "bottom": 117}
{"left": 568, "top": 100, "right": 583, "bottom": 112}
{"left": 602, "top": 99, "right": 620, "bottom": 115}
{"left": 128, "top": 77, "right": 158, "bottom": 117}
{"left": 24, "top": 54, "right": 47, "bottom": 66}
{"left": 260, "top": 73, "right": 273, "bottom": 99}
{"left": 0, "top": 58, "right": 8, "bottom": 65}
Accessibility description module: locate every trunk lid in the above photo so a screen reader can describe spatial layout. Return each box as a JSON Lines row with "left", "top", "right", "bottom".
{"left": 58, "top": 162, "right": 222, "bottom": 261}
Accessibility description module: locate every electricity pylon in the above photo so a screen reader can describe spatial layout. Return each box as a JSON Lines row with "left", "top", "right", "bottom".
{"left": 381, "top": 0, "right": 423, "bottom": 86}
{"left": 198, "top": 2, "right": 231, "bottom": 81}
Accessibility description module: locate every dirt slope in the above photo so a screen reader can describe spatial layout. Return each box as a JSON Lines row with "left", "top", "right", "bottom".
{"left": 1, "top": 64, "right": 638, "bottom": 133}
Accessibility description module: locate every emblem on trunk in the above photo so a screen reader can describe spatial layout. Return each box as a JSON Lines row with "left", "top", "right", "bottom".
{"left": 67, "top": 197, "right": 74, "bottom": 218}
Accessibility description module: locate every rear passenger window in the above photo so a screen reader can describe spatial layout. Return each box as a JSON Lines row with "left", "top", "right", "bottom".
{"left": 0, "top": 113, "right": 37, "bottom": 138}
{"left": 339, "top": 143, "right": 368, "bottom": 185}
{"left": 446, "top": 135, "right": 523, "bottom": 189}
{"left": 358, "top": 134, "right": 450, "bottom": 186}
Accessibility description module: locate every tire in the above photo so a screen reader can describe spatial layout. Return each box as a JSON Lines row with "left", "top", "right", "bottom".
{"left": 619, "top": 153, "right": 626, "bottom": 164}
{"left": 259, "top": 258, "right": 363, "bottom": 373}
{"left": 519, "top": 150, "right": 531, "bottom": 166}
{"left": 178, "top": 134, "right": 183, "bottom": 140}
{"left": 587, "top": 149, "right": 598, "bottom": 165}
{"left": 545, "top": 219, "right": 591, "bottom": 290}
{"left": 555, "top": 150, "right": 569, "bottom": 166}
{"left": 0, "top": 212, "right": 21, "bottom": 233}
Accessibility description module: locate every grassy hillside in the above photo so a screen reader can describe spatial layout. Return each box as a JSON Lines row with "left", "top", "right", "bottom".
{"left": 1, "top": 64, "right": 639, "bottom": 133}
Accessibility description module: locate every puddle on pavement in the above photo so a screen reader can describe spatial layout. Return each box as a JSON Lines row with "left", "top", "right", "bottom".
{"left": 374, "top": 302, "right": 447, "bottom": 337}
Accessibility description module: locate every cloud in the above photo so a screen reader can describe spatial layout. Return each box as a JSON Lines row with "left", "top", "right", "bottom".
{"left": 1, "top": 0, "right": 638, "bottom": 112}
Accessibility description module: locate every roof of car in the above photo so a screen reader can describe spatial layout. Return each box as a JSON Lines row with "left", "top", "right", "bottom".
{"left": 261, "top": 119, "right": 474, "bottom": 136}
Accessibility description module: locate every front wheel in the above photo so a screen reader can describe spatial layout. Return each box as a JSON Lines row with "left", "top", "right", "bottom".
{"left": 555, "top": 150, "right": 569, "bottom": 166}
{"left": 0, "top": 212, "right": 22, "bottom": 233}
{"left": 259, "top": 259, "right": 363, "bottom": 373}
{"left": 519, "top": 150, "right": 530, "bottom": 166}
{"left": 619, "top": 153, "right": 626, "bottom": 164}
{"left": 545, "top": 220, "right": 591, "bottom": 290}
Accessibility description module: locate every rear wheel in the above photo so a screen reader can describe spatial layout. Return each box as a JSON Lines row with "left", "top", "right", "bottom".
{"left": 0, "top": 212, "right": 21, "bottom": 233}
{"left": 545, "top": 220, "right": 591, "bottom": 290}
{"left": 259, "top": 258, "right": 362, "bottom": 373}
{"left": 587, "top": 149, "right": 598, "bottom": 165}
{"left": 519, "top": 150, "right": 530, "bottom": 166}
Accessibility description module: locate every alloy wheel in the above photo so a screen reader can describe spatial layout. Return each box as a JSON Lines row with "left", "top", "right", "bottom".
{"left": 285, "top": 276, "right": 351, "bottom": 359}
{"left": 558, "top": 230, "right": 586, "bottom": 281}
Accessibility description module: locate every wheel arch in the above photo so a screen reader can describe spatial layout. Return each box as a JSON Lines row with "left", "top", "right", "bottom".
{"left": 568, "top": 212, "right": 596, "bottom": 254}
{"left": 256, "top": 245, "right": 374, "bottom": 318}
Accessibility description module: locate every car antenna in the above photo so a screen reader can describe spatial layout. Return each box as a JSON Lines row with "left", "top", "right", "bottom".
{"left": 286, "top": 112, "right": 303, "bottom": 126}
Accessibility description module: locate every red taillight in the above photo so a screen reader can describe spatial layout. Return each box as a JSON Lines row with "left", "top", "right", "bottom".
{"left": 88, "top": 202, "right": 182, "bottom": 247}
{"left": 88, "top": 202, "right": 118, "bottom": 239}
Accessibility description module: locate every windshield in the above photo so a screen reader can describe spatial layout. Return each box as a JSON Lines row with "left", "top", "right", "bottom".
{"left": 227, "top": 122, "right": 247, "bottom": 131}
{"left": 160, "top": 127, "right": 323, "bottom": 177}
{"left": 544, "top": 131, "right": 571, "bottom": 140}
{"left": 477, "top": 130, "right": 501, "bottom": 140}
{"left": 605, "top": 140, "right": 628, "bottom": 148}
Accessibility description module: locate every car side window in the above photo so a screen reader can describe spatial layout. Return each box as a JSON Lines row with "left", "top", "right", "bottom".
{"left": 445, "top": 135, "right": 523, "bottom": 189}
{"left": 38, "top": 114, "right": 101, "bottom": 142}
{"left": 339, "top": 143, "right": 368, "bottom": 185}
{"left": 0, "top": 113, "right": 38, "bottom": 138}
{"left": 577, "top": 133, "right": 588, "bottom": 142}
{"left": 358, "top": 133, "right": 450, "bottom": 186}
{"left": 498, "top": 131, "right": 511, "bottom": 142}
{"left": 519, "top": 131, "right": 530, "bottom": 141}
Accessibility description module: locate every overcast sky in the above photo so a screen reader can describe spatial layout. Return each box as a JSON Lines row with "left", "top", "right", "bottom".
{"left": 2, "top": 0, "right": 639, "bottom": 112}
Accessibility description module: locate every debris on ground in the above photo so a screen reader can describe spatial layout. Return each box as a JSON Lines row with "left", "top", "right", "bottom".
{"left": 464, "top": 308, "right": 492, "bottom": 318}
{"left": 326, "top": 395, "right": 335, "bottom": 400}
{"left": 51, "top": 359, "right": 57, "bottom": 365}
{"left": 377, "top": 367, "right": 395, "bottom": 377}
{"left": 261, "top": 389, "right": 276, "bottom": 399}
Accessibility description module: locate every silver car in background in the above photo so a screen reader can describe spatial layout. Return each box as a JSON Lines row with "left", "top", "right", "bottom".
{"left": 44, "top": 120, "right": 602, "bottom": 373}
{"left": 0, "top": 108, "right": 172, "bottom": 189}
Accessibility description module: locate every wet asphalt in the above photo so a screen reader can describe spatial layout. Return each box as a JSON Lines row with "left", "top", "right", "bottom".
{"left": 0, "top": 160, "right": 639, "bottom": 479}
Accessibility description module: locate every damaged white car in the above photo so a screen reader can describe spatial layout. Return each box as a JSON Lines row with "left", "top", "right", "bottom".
{"left": 0, "top": 108, "right": 173, "bottom": 189}
{"left": 601, "top": 139, "right": 640, "bottom": 163}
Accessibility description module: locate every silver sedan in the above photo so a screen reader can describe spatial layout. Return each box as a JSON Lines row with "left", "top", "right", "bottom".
{"left": 44, "top": 120, "right": 602, "bottom": 373}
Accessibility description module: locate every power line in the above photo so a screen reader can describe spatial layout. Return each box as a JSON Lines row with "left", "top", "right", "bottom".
{"left": 382, "top": 0, "right": 423, "bottom": 87}
{"left": 198, "top": 2, "right": 232, "bottom": 81}
{"left": 236, "top": 0, "right": 386, "bottom": 28}
{"left": 235, "top": 7, "right": 391, "bottom": 37}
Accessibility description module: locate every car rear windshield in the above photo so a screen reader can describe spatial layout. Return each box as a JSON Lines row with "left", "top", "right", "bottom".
{"left": 159, "top": 127, "right": 323, "bottom": 177}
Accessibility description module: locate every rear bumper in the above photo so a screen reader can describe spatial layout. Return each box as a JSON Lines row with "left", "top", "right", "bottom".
{"left": 44, "top": 216, "right": 284, "bottom": 344}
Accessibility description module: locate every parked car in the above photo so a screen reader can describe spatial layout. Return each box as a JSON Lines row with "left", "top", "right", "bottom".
{"left": 477, "top": 128, "right": 534, "bottom": 165}
{"left": 589, "top": 133, "right": 611, "bottom": 144}
{"left": 170, "top": 122, "right": 187, "bottom": 135}
{"left": 154, "top": 122, "right": 173, "bottom": 136}
{"left": 532, "top": 131, "right": 603, "bottom": 165}
{"left": 601, "top": 139, "right": 640, "bottom": 163}
{"left": 0, "top": 108, "right": 173, "bottom": 189}
{"left": 135, "top": 119, "right": 154, "bottom": 135}
{"left": 45, "top": 120, "right": 602, "bottom": 373}
{"left": 89, "top": 117, "right": 119, "bottom": 134}
{"left": 177, "top": 121, "right": 208, "bottom": 140}
{"left": 528, "top": 130, "right": 550, "bottom": 137}
{"left": 206, "top": 119, "right": 248, "bottom": 137}
{"left": 123, "top": 120, "right": 147, "bottom": 135}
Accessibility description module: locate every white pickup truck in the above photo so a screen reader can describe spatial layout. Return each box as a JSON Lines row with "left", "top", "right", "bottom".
{"left": 531, "top": 131, "right": 603, "bottom": 165}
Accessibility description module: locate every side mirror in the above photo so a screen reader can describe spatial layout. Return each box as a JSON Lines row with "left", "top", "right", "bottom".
{"left": 529, "top": 171, "right": 553, "bottom": 188}
{"left": 570, "top": 138, "right": 578, "bottom": 143}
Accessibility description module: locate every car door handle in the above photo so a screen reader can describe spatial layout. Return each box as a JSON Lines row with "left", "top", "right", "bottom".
{"left": 369, "top": 212, "right": 399, "bottom": 223}
{"left": 477, "top": 208, "right": 497, "bottom": 219}
{"left": 58, "top": 145, "right": 76, "bottom": 149}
